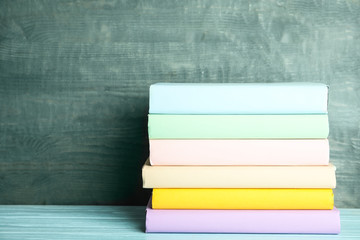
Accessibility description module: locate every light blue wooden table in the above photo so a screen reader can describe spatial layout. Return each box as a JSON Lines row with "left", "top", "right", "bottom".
{"left": 0, "top": 206, "right": 359, "bottom": 239}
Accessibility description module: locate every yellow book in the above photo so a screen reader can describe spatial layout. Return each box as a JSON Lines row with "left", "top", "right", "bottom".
{"left": 152, "top": 188, "right": 334, "bottom": 210}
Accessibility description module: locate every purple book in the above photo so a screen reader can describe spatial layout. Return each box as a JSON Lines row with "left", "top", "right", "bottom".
{"left": 145, "top": 198, "right": 340, "bottom": 234}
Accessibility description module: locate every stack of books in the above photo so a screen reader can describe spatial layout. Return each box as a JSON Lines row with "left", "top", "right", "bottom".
{"left": 143, "top": 82, "right": 340, "bottom": 234}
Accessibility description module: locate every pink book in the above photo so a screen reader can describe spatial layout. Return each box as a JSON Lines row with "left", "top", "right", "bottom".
{"left": 149, "top": 139, "right": 329, "bottom": 165}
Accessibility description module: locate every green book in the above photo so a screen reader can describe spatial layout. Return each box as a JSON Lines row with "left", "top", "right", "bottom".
{"left": 148, "top": 114, "right": 329, "bottom": 139}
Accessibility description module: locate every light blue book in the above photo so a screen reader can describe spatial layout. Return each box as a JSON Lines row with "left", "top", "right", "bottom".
{"left": 149, "top": 82, "right": 328, "bottom": 114}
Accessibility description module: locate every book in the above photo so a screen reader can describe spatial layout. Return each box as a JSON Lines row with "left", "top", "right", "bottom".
{"left": 149, "top": 82, "right": 328, "bottom": 114}
{"left": 148, "top": 114, "right": 329, "bottom": 139}
{"left": 146, "top": 198, "right": 340, "bottom": 234}
{"left": 152, "top": 188, "right": 334, "bottom": 210}
{"left": 142, "top": 159, "right": 336, "bottom": 188}
{"left": 149, "top": 139, "right": 329, "bottom": 165}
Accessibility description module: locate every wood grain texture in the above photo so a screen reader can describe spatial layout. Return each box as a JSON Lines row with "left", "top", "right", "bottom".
{"left": 0, "top": 0, "right": 359, "bottom": 206}
{"left": 0, "top": 206, "right": 359, "bottom": 239}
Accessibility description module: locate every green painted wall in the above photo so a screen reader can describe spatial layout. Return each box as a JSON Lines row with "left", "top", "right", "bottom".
{"left": 0, "top": 0, "right": 359, "bottom": 207}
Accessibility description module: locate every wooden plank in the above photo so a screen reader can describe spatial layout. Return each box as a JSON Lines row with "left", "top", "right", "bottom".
{"left": 0, "top": 206, "right": 359, "bottom": 239}
{"left": 0, "top": 0, "right": 360, "bottom": 206}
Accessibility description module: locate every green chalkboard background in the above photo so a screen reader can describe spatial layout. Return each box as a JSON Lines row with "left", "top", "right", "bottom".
{"left": 0, "top": 0, "right": 359, "bottom": 207}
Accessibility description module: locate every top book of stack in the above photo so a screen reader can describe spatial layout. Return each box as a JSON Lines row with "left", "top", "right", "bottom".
{"left": 149, "top": 82, "right": 328, "bottom": 114}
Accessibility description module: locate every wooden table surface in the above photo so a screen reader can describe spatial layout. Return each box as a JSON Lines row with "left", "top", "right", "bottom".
{"left": 0, "top": 206, "right": 359, "bottom": 239}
